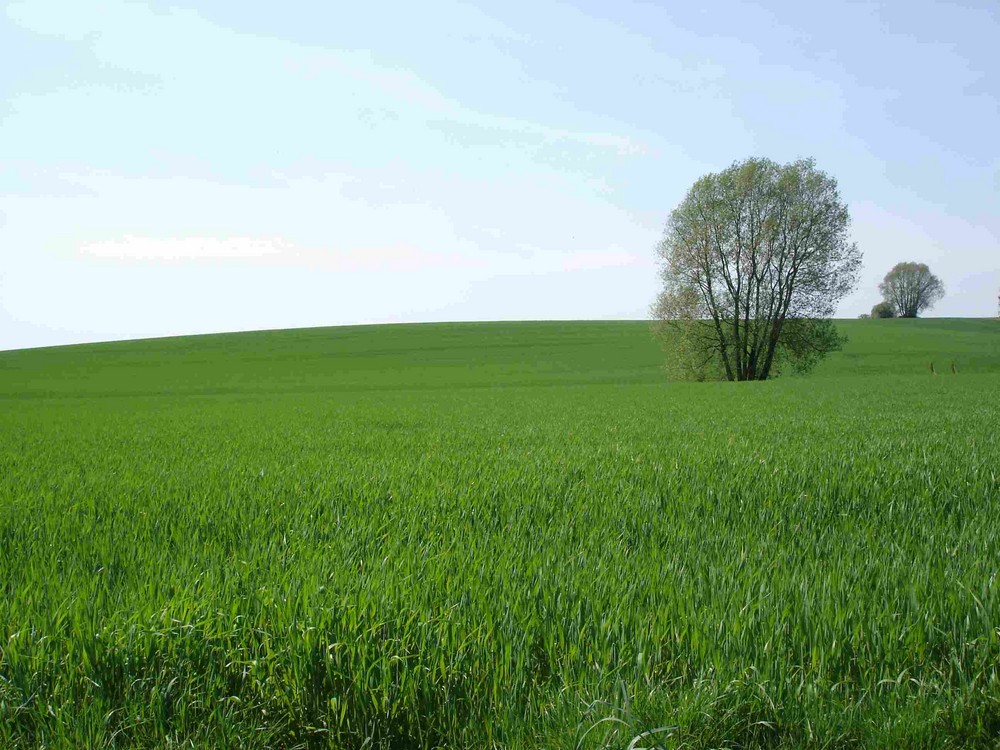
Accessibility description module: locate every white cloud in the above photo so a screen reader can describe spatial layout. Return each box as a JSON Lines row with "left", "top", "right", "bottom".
{"left": 77, "top": 235, "right": 487, "bottom": 272}
{"left": 79, "top": 236, "right": 286, "bottom": 261}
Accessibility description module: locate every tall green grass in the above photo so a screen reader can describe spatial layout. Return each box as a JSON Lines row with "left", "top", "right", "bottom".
{"left": 1, "top": 319, "right": 998, "bottom": 748}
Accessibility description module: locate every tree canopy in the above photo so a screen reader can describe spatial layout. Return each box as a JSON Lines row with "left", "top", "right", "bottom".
{"left": 878, "top": 262, "right": 944, "bottom": 318}
{"left": 653, "top": 157, "right": 862, "bottom": 381}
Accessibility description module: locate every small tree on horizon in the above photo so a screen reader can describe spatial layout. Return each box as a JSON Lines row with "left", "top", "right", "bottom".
{"left": 878, "top": 262, "right": 944, "bottom": 318}
{"left": 870, "top": 301, "right": 895, "bottom": 319}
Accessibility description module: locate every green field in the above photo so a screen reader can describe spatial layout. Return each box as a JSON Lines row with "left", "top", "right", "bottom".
{"left": 1, "top": 318, "right": 998, "bottom": 749}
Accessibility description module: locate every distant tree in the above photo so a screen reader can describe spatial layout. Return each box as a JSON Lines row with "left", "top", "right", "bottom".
{"left": 870, "top": 301, "right": 896, "bottom": 319}
{"left": 653, "top": 157, "right": 862, "bottom": 381}
{"left": 878, "top": 262, "right": 944, "bottom": 318}
{"left": 858, "top": 313, "right": 871, "bottom": 319}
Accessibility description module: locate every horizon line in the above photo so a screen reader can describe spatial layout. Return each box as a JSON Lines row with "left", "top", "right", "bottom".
{"left": 2, "top": 316, "right": 997, "bottom": 355}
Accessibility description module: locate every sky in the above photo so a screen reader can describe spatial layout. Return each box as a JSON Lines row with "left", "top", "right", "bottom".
{"left": 1, "top": 0, "right": 998, "bottom": 350}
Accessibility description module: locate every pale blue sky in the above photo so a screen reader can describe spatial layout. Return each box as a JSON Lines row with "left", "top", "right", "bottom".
{"left": 2, "top": 0, "right": 998, "bottom": 350}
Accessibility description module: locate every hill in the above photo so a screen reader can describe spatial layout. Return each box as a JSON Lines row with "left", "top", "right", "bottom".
{"left": 1, "top": 318, "right": 997, "bottom": 398}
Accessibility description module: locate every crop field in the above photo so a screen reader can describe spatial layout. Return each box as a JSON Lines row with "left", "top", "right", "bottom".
{"left": 1, "top": 318, "right": 998, "bottom": 749}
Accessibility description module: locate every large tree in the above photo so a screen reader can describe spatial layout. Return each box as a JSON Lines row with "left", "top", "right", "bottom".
{"left": 878, "top": 262, "right": 944, "bottom": 318}
{"left": 653, "top": 158, "right": 862, "bottom": 381}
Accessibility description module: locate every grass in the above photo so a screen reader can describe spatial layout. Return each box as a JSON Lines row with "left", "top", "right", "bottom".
{"left": 1, "top": 318, "right": 998, "bottom": 748}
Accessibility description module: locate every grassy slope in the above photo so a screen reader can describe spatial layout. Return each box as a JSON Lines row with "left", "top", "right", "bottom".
{"left": 817, "top": 318, "right": 1000, "bottom": 376}
{"left": 1, "top": 319, "right": 999, "bottom": 749}
{"left": 2, "top": 318, "right": 998, "bottom": 398}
